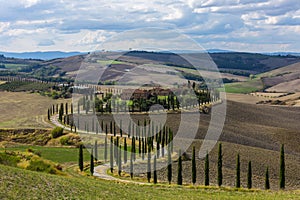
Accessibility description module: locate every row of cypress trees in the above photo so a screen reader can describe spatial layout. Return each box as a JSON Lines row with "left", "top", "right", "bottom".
{"left": 78, "top": 141, "right": 286, "bottom": 189}
{"left": 213, "top": 143, "right": 285, "bottom": 190}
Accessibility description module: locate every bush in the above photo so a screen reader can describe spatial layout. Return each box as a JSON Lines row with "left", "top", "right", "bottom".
{"left": 60, "top": 134, "right": 81, "bottom": 146}
{"left": 26, "top": 157, "right": 57, "bottom": 174}
{"left": 0, "top": 151, "right": 20, "bottom": 167}
{"left": 51, "top": 127, "right": 64, "bottom": 138}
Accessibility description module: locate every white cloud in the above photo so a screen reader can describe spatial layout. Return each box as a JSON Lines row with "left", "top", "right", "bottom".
{"left": 20, "top": 0, "right": 40, "bottom": 8}
{"left": 0, "top": 0, "right": 299, "bottom": 52}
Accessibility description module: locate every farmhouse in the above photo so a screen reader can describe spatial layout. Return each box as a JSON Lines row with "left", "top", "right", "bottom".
{"left": 120, "top": 87, "right": 174, "bottom": 100}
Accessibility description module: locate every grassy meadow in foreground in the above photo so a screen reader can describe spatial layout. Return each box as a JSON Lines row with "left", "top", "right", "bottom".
{"left": 0, "top": 164, "right": 299, "bottom": 200}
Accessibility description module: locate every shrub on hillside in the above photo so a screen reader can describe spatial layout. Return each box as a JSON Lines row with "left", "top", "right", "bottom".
{"left": 51, "top": 127, "right": 64, "bottom": 138}
{"left": 26, "top": 157, "right": 57, "bottom": 174}
{"left": 60, "top": 133, "right": 81, "bottom": 146}
{"left": 0, "top": 151, "right": 20, "bottom": 167}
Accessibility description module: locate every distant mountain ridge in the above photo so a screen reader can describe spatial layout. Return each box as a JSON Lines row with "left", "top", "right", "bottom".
{"left": 1, "top": 50, "right": 299, "bottom": 60}
{"left": 0, "top": 51, "right": 85, "bottom": 60}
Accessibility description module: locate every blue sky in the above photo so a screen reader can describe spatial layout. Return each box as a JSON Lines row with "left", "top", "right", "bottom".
{"left": 0, "top": 0, "right": 299, "bottom": 52}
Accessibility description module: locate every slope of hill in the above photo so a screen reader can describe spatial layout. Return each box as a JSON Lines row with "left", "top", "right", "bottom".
{"left": 259, "top": 62, "right": 300, "bottom": 92}
{"left": 1, "top": 51, "right": 300, "bottom": 83}
{"left": 0, "top": 164, "right": 299, "bottom": 199}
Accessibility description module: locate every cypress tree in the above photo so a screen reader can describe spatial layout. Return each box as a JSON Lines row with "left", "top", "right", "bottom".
{"left": 118, "top": 145, "right": 122, "bottom": 176}
{"left": 147, "top": 147, "right": 151, "bottom": 183}
{"left": 130, "top": 146, "right": 134, "bottom": 179}
{"left": 132, "top": 137, "right": 136, "bottom": 161}
{"left": 104, "top": 136, "right": 107, "bottom": 162}
{"left": 156, "top": 139, "right": 160, "bottom": 159}
{"left": 110, "top": 121, "right": 113, "bottom": 134}
{"left": 110, "top": 137, "right": 113, "bottom": 173}
{"left": 120, "top": 120, "right": 122, "bottom": 137}
{"left": 90, "top": 149, "right": 94, "bottom": 175}
{"left": 47, "top": 109, "right": 50, "bottom": 120}
{"left": 138, "top": 138, "right": 141, "bottom": 156}
{"left": 205, "top": 152, "right": 209, "bottom": 186}
{"left": 217, "top": 143, "right": 223, "bottom": 187}
{"left": 94, "top": 140, "right": 98, "bottom": 161}
{"left": 168, "top": 147, "right": 172, "bottom": 184}
{"left": 279, "top": 144, "right": 285, "bottom": 189}
{"left": 142, "top": 138, "right": 145, "bottom": 160}
{"left": 192, "top": 146, "right": 196, "bottom": 185}
{"left": 177, "top": 149, "right": 182, "bottom": 185}
{"left": 265, "top": 167, "right": 270, "bottom": 190}
{"left": 154, "top": 155, "right": 157, "bottom": 184}
{"left": 247, "top": 161, "right": 252, "bottom": 189}
{"left": 61, "top": 103, "right": 64, "bottom": 116}
{"left": 114, "top": 122, "right": 116, "bottom": 137}
{"left": 236, "top": 153, "right": 241, "bottom": 188}
{"left": 79, "top": 144, "right": 84, "bottom": 172}
{"left": 124, "top": 138, "right": 127, "bottom": 164}
{"left": 114, "top": 138, "right": 118, "bottom": 165}
{"left": 65, "top": 102, "right": 68, "bottom": 115}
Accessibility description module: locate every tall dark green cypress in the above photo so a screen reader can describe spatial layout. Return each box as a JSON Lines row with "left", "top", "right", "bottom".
{"left": 124, "top": 138, "right": 127, "bottom": 164}
{"left": 110, "top": 137, "right": 113, "bottom": 173}
{"left": 113, "top": 122, "right": 116, "bottom": 137}
{"left": 132, "top": 137, "right": 136, "bottom": 161}
{"left": 94, "top": 140, "right": 98, "bottom": 161}
{"left": 205, "top": 152, "right": 209, "bottom": 186}
{"left": 177, "top": 149, "right": 182, "bottom": 185}
{"left": 247, "top": 161, "right": 252, "bottom": 189}
{"left": 65, "top": 102, "right": 68, "bottom": 115}
{"left": 142, "top": 138, "right": 145, "bottom": 160}
{"left": 236, "top": 153, "right": 241, "bottom": 188}
{"left": 130, "top": 146, "right": 134, "bottom": 179}
{"left": 279, "top": 144, "right": 285, "bottom": 189}
{"left": 147, "top": 146, "right": 151, "bottom": 183}
{"left": 154, "top": 155, "right": 157, "bottom": 184}
{"left": 138, "top": 138, "right": 141, "bottom": 156}
{"left": 90, "top": 149, "right": 94, "bottom": 175}
{"left": 168, "top": 147, "right": 172, "bottom": 184}
{"left": 47, "top": 109, "right": 50, "bottom": 120}
{"left": 79, "top": 144, "right": 84, "bottom": 172}
{"left": 265, "top": 167, "right": 270, "bottom": 190}
{"left": 192, "top": 146, "right": 196, "bottom": 185}
{"left": 217, "top": 143, "right": 223, "bottom": 187}
{"left": 110, "top": 121, "right": 113, "bottom": 134}
{"left": 118, "top": 145, "right": 122, "bottom": 176}
{"left": 104, "top": 136, "right": 107, "bottom": 162}
{"left": 156, "top": 139, "right": 160, "bottom": 159}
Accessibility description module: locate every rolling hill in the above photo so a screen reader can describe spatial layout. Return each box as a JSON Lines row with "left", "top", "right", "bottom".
{"left": 259, "top": 62, "right": 300, "bottom": 92}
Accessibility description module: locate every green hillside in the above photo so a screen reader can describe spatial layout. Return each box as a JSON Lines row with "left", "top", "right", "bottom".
{"left": 0, "top": 164, "right": 299, "bottom": 199}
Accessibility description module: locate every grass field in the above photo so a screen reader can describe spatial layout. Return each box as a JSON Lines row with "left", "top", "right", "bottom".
{"left": 0, "top": 145, "right": 91, "bottom": 163}
{"left": 0, "top": 81, "right": 54, "bottom": 92}
{"left": 97, "top": 60, "right": 126, "bottom": 65}
{"left": 0, "top": 63, "right": 28, "bottom": 70}
{"left": 223, "top": 79, "right": 263, "bottom": 93}
{"left": 0, "top": 91, "right": 69, "bottom": 128}
{"left": 0, "top": 164, "right": 299, "bottom": 199}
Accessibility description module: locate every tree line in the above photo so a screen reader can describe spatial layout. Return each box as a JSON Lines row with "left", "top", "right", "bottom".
{"left": 79, "top": 141, "right": 286, "bottom": 190}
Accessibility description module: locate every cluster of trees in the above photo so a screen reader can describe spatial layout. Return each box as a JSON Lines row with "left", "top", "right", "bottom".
{"left": 77, "top": 121, "right": 174, "bottom": 178}
{"left": 77, "top": 88, "right": 219, "bottom": 115}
